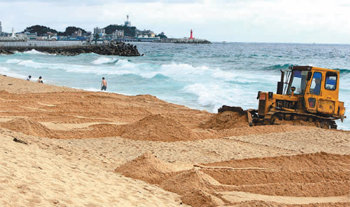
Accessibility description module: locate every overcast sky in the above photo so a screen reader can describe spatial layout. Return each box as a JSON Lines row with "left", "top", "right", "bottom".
{"left": 0, "top": 0, "right": 349, "bottom": 43}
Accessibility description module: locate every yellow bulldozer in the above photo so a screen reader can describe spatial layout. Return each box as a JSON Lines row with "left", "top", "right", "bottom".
{"left": 219, "top": 66, "right": 346, "bottom": 129}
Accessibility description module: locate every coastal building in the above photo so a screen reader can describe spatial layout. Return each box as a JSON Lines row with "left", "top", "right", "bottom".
{"left": 93, "top": 27, "right": 105, "bottom": 36}
{"left": 112, "top": 30, "right": 124, "bottom": 39}
{"left": 137, "top": 30, "right": 156, "bottom": 38}
{"left": 24, "top": 32, "right": 37, "bottom": 40}
{"left": 76, "top": 29, "right": 83, "bottom": 37}
{"left": 0, "top": 27, "right": 27, "bottom": 42}
{"left": 11, "top": 28, "right": 15, "bottom": 38}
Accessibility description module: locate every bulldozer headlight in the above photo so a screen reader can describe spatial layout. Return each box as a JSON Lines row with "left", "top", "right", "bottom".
{"left": 259, "top": 93, "right": 266, "bottom": 100}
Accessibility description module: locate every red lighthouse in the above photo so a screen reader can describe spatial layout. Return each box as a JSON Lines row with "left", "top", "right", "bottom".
{"left": 189, "top": 29, "right": 193, "bottom": 39}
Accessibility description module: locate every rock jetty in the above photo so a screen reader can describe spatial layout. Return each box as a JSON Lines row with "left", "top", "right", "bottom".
{"left": 0, "top": 42, "right": 140, "bottom": 56}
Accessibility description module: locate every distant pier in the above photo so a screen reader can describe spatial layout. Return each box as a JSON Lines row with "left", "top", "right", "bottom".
{"left": 156, "top": 38, "right": 211, "bottom": 44}
{"left": 155, "top": 29, "right": 211, "bottom": 44}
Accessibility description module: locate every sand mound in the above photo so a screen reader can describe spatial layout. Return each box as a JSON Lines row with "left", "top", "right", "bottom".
{"left": 119, "top": 114, "right": 199, "bottom": 141}
{"left": 160, "top": 169, "right": 220, "bottom": 194}
{"left": 0, "top": 118, "right": 55, "bottom": 137}
{"left": 113, "top": 151, "right": 350, "bottom": 207}
{"left": 201, "top": 111, "right": 248, "bottom": 130}
{"left": 202, "top": 152, "right": 350, "bottom": 197}
{"left": 180, "top": 190, "right": 222, "bottom": 207}
{"left": 115, "top": 152, "right": 178, "bottom": 184}
{"left": 116, "top": 152, "right": 350, "bottom": 206}
{"left": 205, "top": 152, "right": 350, "bottom": 171}
{"left": 115, "top": 154, "right": 225, "bottom": 206}
{"left": 160, "top": 169, "right": 223, "bottom": 207}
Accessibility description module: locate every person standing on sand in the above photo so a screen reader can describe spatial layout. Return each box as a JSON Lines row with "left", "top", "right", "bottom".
{"left": 37, "top": 76, "right": 43, "bottom": 83}
{"left": 101, "top": 77, "right": 107, "bottom": 91}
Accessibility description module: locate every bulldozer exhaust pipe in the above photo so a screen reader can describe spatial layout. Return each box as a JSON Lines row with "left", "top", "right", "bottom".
{"left": 277, "top": 70, "right": 284, "bottom": 94}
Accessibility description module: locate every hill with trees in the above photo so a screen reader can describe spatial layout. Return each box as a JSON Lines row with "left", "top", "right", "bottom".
{"left": 58, "top": 26, "right": 88, "bottom": 36}
{"left": 104, "top": 24, "right": 136, "bottom": 37}
{"left": 23, "top": 25, "right": 58, "bottom": 36}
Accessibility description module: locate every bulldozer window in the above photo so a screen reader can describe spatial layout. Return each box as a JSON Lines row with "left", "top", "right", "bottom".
{"left": 310, "top": 72, "right": 322, "bottom": 95}
{"left": 325, "top": 72, "right": 337, "bottom": 90}
{"left": 289, "top": 70, "right": 308, "bottom": 95}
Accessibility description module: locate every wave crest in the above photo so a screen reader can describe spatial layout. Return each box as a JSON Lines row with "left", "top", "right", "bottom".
{"left": 92, "top": 57, "right": 118, "bottom": 65}
{"left": 264, "top": 64, "right": 294, "bottom": 70}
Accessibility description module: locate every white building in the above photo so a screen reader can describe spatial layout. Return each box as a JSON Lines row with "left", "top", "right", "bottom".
{"left": 11, "top": 28, "right": 15, "bottom": 37}
{"left": 77, "top": 29, "right": 82, "bottom": 37}
{"left": 115, "top": 30, "right": 124, "bottom": 38}
{"left": 93, "top": 27, "right": 105, "bottom": 36}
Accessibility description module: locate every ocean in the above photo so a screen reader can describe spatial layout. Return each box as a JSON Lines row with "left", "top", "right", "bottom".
{"left": 0, "top": 42, "right": 349, "bottom": 129}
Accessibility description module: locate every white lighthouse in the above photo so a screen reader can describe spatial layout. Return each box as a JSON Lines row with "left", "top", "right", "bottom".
{"left": 124, "top": 15, "right": 131, "bottom": 27}
{"left": 11, "top": 27, "right": 15, "bottom": 37}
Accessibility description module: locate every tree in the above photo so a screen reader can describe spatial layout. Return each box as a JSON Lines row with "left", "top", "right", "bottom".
{"left": 63, "top": 26, "right": 87, "bottom": 36}
{"left": 156, "top": 32, "right": 167, "bottom": 39}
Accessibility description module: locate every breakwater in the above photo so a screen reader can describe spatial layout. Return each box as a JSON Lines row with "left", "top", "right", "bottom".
{"left": 0, "top": 41, "right": 140, "bottom": 56}
{"left": 156, "top": 38, "right": 211, "bottom": 44}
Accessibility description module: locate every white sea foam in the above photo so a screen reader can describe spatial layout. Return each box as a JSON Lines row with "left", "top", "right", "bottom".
{"left": 0, "top": 66, "right": 26, "bottom": 79}
{"left": 0, "top": 66, "right": 9, "bottom": 72}
{"left": 14, "top": 49, "right": 50, "bottom": 55}
{"left": 183, "top": 82, "right": 258, "bottom": 112}
{"left": 6, "top": 59, "right": 22, "bottom": 64}
{"left": 92, "top": 57, "right": 118, "bottom": 65}
{"left": 7, "top": 59, "right": 51, "bottom": 69}
{"left": 17, "top": 60, "right": 45, "bottom": 69}
{"left": 82, "top": 87, "right": 100, "bottom": 92}
{"left": 7, "top": 58, "right": 232, "bottom": 82}
{"left": 23, "top": 49, "right": 47, "bottom": 55}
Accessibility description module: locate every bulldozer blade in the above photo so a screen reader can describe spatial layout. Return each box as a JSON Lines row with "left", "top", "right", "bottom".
{"left": 247, "top": 109, "right": 254, "bottom": 127}
{"left": 218, "top": 105, "right": 245, "bottom": 115}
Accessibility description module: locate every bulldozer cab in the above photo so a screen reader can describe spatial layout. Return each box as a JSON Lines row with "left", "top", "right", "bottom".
{"left": 280, "top": 66, "right": 343, "bottom": 116}
{"left": 285, "top": 69, "right": 310, "bottom": 95}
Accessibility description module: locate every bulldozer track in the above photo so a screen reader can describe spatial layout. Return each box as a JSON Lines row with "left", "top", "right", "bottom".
{"left": 258, "top": 110, "right": 338, "bottom": 129}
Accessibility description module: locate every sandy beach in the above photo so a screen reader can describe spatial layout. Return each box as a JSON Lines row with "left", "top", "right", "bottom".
{"left": 0, "top": 75, "right": 349, "bottom": 207}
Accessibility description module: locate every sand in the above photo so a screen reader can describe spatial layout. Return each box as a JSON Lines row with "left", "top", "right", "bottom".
{"left": 0, "top": 75, "right": 349, "bottom": 206}
{"left": 115, "top": 152, "right": 350, "bottom": 206}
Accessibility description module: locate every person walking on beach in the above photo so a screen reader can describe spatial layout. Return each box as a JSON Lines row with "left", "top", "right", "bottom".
{"left": 26, "top": 75, "right": 31, "bottom": 81}
{"left": 101, "top": 77, "right": 107, "bottom": 91}
{"left": 37, "top": 76, "right": 43, "bottom": 84}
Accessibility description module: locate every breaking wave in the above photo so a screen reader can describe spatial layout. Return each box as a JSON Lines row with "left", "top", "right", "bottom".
{"left": 92, "top": 57, "right": 119, "bottom": 65}
{"left": 14, "top": 49, "right": 51, "bottom": 55}
{"left": 336, "top": 68, "right": 350, "bottom": 75}
{"left": 263, "top": 64, "right": 294, "bottom": 71}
